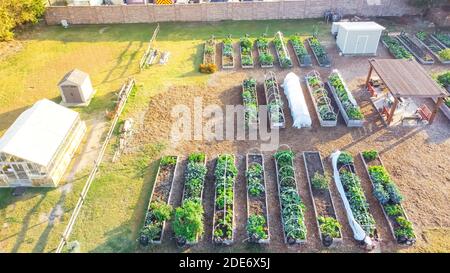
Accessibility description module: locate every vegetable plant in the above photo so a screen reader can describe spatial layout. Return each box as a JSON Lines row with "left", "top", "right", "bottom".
{"left": 240, "top": 34, "right": 254, "bottom": 67}
{"left": 246, "top": 163, "right": 264, "bottom": 197}
{"left": 273, "top": 32, "right": 292, "bottom": 68}
{"left": 382, "top": 35, "right": 413, "bottom": 59}
{"left": 160, "top": 155, "right": 177, "bottom": 166}
{"left": 255, "top": 34, "right": 274, "bottom": 67}
{"left": 247, "top": 214, "right": 268, "bottom": 241}
{"left": 306, "top": 72, "right": 337, "bottom": 122}
{"left": 173, "top": 200, "right": 204, "bottom": 243}
{"left": 328, "top": 72, "right": 364, "bottom": 121}
{"left": 308, "top": 36, "right": 330, "bottom": 66}
{"left": 311, "top": 171, "right": 328, "bottom": 191}
{"left": 264, "top": 74, "right": 285, "bottom": 127}
{"left": 222, "top": 35, "right": 234, "bottom": 68}
{"left": 242, "top": 78, "right": 258, "bottom": 126}
{"left": 202, "top": 37, "right": 216, "bottom": 69}
{"left": 318, "top": 216, "right": 341, "bottom": 239}
{"left": 362, "top": 150, "right": 378, "bottom": 161}
{"left": 434, "top": 33, "right": 450, "bottom": 47}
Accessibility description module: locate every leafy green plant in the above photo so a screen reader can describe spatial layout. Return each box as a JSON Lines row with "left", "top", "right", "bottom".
{"left": 247, "top": 163, "right": 264, "bottom": 197}
{"left": 435, "top": 33, "right": 450, "bottom": 47}
{"left": 311, "top": 171, "right": 329, "bottom": 191}
{"left": 255, "top": 34, "right": 274, "bottom": 66}
{"left": 328, "top": 72, "right": 364, "bottom": 121}
{"left": 149, "top": 201, "right": 173, "bottom": 222}
{"left": 384, "top": 204, "right": 403, "bottom": 217}
{"left": 240, "top": 34, "right": 254, "bottom": 67}
{"left": 306, "top": 73, "right": 337, "bottom": 122}
{"left": 368, "top": 165, "right": 403, "bottom": 204}
{"left": 362, "top": 150, "right": 378, "bottom": 161}
{"left": 173, "top": 200, "right": 204, "bottom": 242}
{"left": 242, "top": 78, "right": 258, "bottom": 126}
{"left": 308, "top": 37, "right": 330, "bottom": 66}
{"left": 382, "top": 35, "right": 413, "bottom": 59}
{"left": 438, "top": 48, "right": 450, "bottom": 61}
{"left": 273, "top": 32, "right": 292, "bottom": 68}
{"left": 416, "top": 31, "right": 427, "bottom": 41}
{"left": 337, "top": 152, "right": 354, "bottom": 165}
{"left": 188, "top": 152, "right": 206, "bottom": 163}
{"left": 184, "top": 154, "right": 207, "bottom": 203}
{"left": 394, "top": 216, "right": 415, "bottom": 240}
{"left": 247, "top": 214, "right": 268, "bottom": 240}
{"left": 318, "top": 216, "right": 341, "bottom": 239}
{"left": 437, "top": 71, "right": 450, "bottom": 87}
{"left": 160, "top": 156, "right": 177, "bottom": 166}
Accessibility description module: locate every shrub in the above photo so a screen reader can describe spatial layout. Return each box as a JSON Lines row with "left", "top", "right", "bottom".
{"left": 199, "top": 63, "right": 218, "bottom": 74}
{"left": 362, "top": 150, "right": 378, "bottom": 161}
{"left": 437, "top": 71, "right": 450, "bottom": 87}
{"left": 311, "top": 171, "right": 328, "bottom": 191}
{"left": 173, "top": 200, "right": 204, "bottom": 242}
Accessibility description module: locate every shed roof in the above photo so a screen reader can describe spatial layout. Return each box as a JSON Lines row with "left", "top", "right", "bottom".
{"left": 368, "top": 59, "right": 449, "bottom": 98}
{"left": 58, "top": 69, "right": 89, "bottom": 86}
{"left": 338, "top": 21, "right": 385, "bottom": 32}
{"left": 0, "top": 99, "right": 79, "bottom": 167}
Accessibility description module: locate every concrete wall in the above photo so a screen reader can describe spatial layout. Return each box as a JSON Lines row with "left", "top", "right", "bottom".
{"left": 45, "top": 0, "right": 419, "bottom": 25}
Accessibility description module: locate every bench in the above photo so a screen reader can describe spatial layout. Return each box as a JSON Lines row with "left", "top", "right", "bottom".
{"left": 416, "top": 104, "right": 432, "bottom": 121}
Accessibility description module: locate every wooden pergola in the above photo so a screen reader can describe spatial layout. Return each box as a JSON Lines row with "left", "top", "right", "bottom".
{"left": 365, "top": 59, "right": 449, "bottom": 125}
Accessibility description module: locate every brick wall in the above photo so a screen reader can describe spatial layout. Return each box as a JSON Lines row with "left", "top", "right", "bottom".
{"left": 45, "top": 0, "right": 419, "bottom": 25}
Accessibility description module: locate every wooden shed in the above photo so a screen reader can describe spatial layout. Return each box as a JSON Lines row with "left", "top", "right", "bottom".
{"left": 58, "top": 69, "right": 95, "bottom": 107}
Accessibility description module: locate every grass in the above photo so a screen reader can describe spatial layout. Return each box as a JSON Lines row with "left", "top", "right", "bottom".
{"left": 0, "top": 19, "right": 446, "bottom": 253}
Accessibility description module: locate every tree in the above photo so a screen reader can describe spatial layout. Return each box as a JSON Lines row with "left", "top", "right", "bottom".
{"left": 408, "top": 0, "right": 447, "bottom": 15}
{"left": 0, "top": 0, "right": 46, "bottom": 41}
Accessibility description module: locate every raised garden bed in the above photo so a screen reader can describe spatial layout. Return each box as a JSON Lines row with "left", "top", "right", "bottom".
{"left": 274, "top": 145, "right": 307, "bottom": 244}
{"left": 396, "top": 33, "right": 434, "bottom": 65}
{"left": 381, "top": 35, "right": 413, "bottom": 60}
{"left": 305, "top": 70, "right": 338, "bottom": 127}
{"left": 307, "top": 37, "right": 331, "bottom": 67}
{"left": 360, "top": 150, "right": 416, "bottom": 245}
{"left": 263, "top": 72, "right": 286, "bottom": 129}
{"left": 255, "top": 34, "right": 274, "bottom": 68}
{"left": 222, "top": 36, "right": 235, "bottom": 69}
{"left": 273, "top": 31, "right": 293, "bottom": 68}
{"left": 246, "top": 151, "right": 270, "bottom": 244}
{"left": 174, "top": 153, "right": 207, "bottom": 246}
{"left": 240, "top": 35, "right": 254, "bottom": 69}
{"left": 431, "top": 33, "right": 450, "bottom": 48}
{"left": 289, "top": 35, "right": 312, "bottom": 67}
{"left": 139, "top": 156, "right": 178, "bottom": 246}
{"left": 242, "top": 78, "right": 259, "bottom": 128}
{"left": 303, "top": 151, "right": 342, "bottom": 247}
{"left": 212, "top": 154, "right": 237, "bottom": 245}
{"left": 416, "top": 32, "right": 450, "bottom": 64}
{"left": 331, "top": 151, "right": 379, "bottom": 246}
{"left": 327, "top": 70, "right": 364, "bottom": 127}
{"left": 203, "top": 37, "right": 216, "bottom": 65}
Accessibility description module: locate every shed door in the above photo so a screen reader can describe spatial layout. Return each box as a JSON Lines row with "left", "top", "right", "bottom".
{"left": 355, "top": 35, "right": 369, "bottom": 54}
{"left": 63, "top": 85, "right": 82, "bottom": 103}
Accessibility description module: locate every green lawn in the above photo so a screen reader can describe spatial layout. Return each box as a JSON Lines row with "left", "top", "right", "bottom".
{"left": 0, "top": 19, "right": 432, "bottom": 253}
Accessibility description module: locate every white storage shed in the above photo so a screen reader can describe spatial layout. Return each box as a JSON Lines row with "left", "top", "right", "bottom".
{"left": 0, "top": 99, "right": 86, "bottom": 187}
{"left": 58, "top": 69, "right": 95, "bottom": 107}
{"left": 333, "top": 21, "right": 385, "bottom": 56}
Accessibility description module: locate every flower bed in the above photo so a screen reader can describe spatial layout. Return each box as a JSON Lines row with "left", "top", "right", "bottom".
{"left": 139, "top": 156, "right": 178, "bottom": 246}
{"left": 332, "top": 151, "right": 378, "bottom": 244}
{"left": 303, "top": 151, "right": 342, "bottom": 247}
{"left": 360, "top": 150, "right": 416, "bottom": 245}
{"left": 416, "top": 32, "right": 450, "bottom": 64}
{"left": 242, "top": 78, "right": 258, "bottom": 128}
{"left": 396, "top": 33, "right": 434, "bottom": 65}
{"left": 222, "top": 36, "right": 235, "bottom": 69}
{"left": 381, "top": 35, "right": 413, "bottom": 60}
{"left": 212, "top": 154, "right": 237, "bottom": 245}
{"left": 246, "top": 152, "right": 270, "bottom": 244}
{"left": 263, "top": 72, "right": 285, "bottom": 129}
{"left": 255, "top": 34, "right": 274, "bottom": 68}
{"left": 327, "top": 70, "right": 364, "bottom": 127}
{"left": 240, "top": 35, "right": 254, "bottom": 69}
{"left": 305, "top": 70, "right": 337, "bottom": 127}
{"left": 200, "top": 37, "right": 217, "bottom": 73}
{"left": 307, "top": 37, "right": 331, "bottom": 67}
{"left": 174, "top": 153, "right": 207, "bottom": 246}
{"left": 289, "top": 35, "right": 312, "bottom": 67}
{"left": 274, "top": 146, "right": 307, "bottom": 244}
{"left": 273, "top": 31, "right": 292, "bottom": 68}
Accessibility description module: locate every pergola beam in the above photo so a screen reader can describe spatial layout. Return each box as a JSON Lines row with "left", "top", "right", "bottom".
{"left": 429, "top": 97, "right": 444, "bottom": 124}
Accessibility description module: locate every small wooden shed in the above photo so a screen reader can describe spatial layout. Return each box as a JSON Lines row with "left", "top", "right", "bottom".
{"left": 58, "top": 69, "right": 95, "bottom": 107}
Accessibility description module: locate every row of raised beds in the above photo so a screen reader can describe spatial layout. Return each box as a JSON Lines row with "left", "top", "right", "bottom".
{"left": 139, "top": 156, "right": 178, "bottom": 246}
{"left": 396, "top": 32, "right": 434, "bottom": 65}
{"left": 242, "top": 78, "right": 259, "bottom": 128}
{"left": 381, "top": 35, "right": 413, "bottom": 60}
{"left": 305, "top": 70, "right": 338, "bottom": 127}
{"left": 360, "top": 150, "right": 416, "bottom": 245}
{"left": 416, "top": 31, "right": 450, "bottom": 64}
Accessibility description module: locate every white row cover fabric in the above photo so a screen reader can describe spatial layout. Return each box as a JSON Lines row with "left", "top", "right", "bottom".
{"left": 0, "top": 99, "right": 79, "bottom": 167}
{"left": 330, "top": 150, "right": 373, "bottom": 246}
{"left": 282, "top": 72, "right": 312, "bottom": 128}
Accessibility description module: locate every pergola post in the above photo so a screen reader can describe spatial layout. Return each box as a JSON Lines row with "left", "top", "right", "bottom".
{"left": 429, "top": 97, "right": 444, "bottom": 124}
{"left": 387, "top": 97, "right": 399, "bottom": 125}
{"left": 365, "top": 65, "right": 373, "bottom": 87}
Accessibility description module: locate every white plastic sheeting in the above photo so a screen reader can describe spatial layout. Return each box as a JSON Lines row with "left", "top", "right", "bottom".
{"left": 282, "top": 72, "right": 312, "bottom": 128}
{"left": 330, "top": 150, "right": 374, "bottom": 247}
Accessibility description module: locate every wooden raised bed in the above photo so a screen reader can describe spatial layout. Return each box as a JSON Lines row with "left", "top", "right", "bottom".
{"left": 396, "top": 34, "right": 434, "bottom": 65}
{"left": 274, "top": 145, "right": 307, "bottom": 244}
{"left": 246, "top": 151, "right": 270, "bottom": 244}
{"left": 179, "top": 154, "right": 207, "bottom": 245}
{"left": 431, "top": 33, "right": 450, "bottom": 49}
{"left": 212, "top": 154, "right": 236, "bottom": 246}
{"left": 273, "top": 31, "right": 293, "bottom": 68}
{"left": 263, "top": 72, "right": 286, "bottom": 129}
{"left": 255, "top": 38, "right": 274, "bottom": 68}
{"left": 240, "top": 36, "right": 255, "bottom": 69}
{"left": 203, "top": 37, "right": 216, "bottom": 65}
{"left": 416, "top": 33, "right": 450, "bottom": 65}
{"left": 140, "top": 156, "right": 179, "bottom": 245}
{"left": 303, "top": 151, "right": 342, "bottom": 247}
{"left": 289, "top": 36, "right": 312, "bottom": 67}
{"left": 222, "top": 38, "right": 235, "bottom": 69}
{"left": 360, "top": 152, "right": 416, "bottom": 245}
{"left": 331, "top": 152, "right": 379, "bottom": 246}
{"left": 242, "top": 78, "right": 259, "bottom": 129}
{"left": 381, "top": 36, "right": 413, "bottom": 60}
{"left": 307, "top": 37, "right": 331, "bottom": 68}
{"left": 305, "top": 70, "right": 338, "bottom": 127}
{"left": 327, "top": 70, "right": 364, "bottom": 127}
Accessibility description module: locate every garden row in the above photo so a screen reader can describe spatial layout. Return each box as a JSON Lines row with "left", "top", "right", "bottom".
{"left": 138, "top": 148, "right": 415, "bottom": 248}
{"left": 200, "top": 31, "right": 332, "bottom": 73}
{"left": 240, "top": 69, "right": 364, "bottom": 130}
